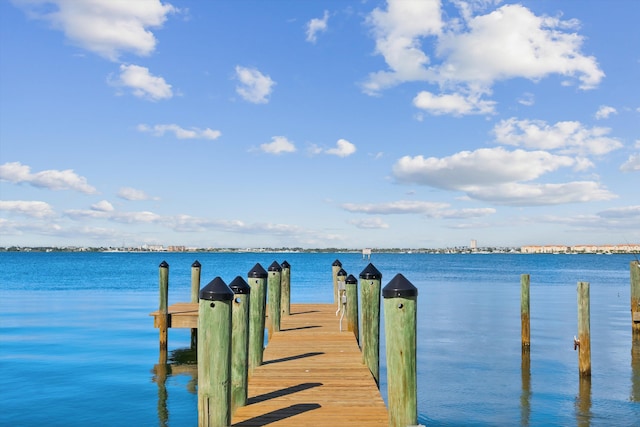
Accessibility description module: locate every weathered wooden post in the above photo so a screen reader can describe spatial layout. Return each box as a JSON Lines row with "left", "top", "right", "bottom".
{"left": 345, "top": 274, "right": 359, "bottom": 345}
{"left": 521, "top": 274, "right": 530, "bottom": 352}
{"left": 383, "top": 273, "right": 418, "bottom": 427}
{"left": 158, "top": 260, "right": 169, "bottom": 356}
{"left": 248, "top": 263, "right": 267, "bottom": 372}
{"left": 336, "top": 268, "right": 347, "bottom": 314}
{"left": 190, "top": 260, "right": 201, "bottom": 349}
{"left": 267, "top": 261, "right": 282, "bottom": 341}
{"left": 360, "top": 263, "right": 382, "bottom": 387}
{"left": 229, "top": 276, "right": 250, "bottom": 414}
{"left": 332, "top": 259, "right": 342, "bottom": 305}
{"left": 197, "top": 277, "right": 233, "bottom": 427}
{"left": 576, "top": 281, "right": 591, "bottom": 377}
{"left": 632, "top": 261, "right": 640, "bottom": 339}
{"left": 281, "top": 260, "right": 291, "bottom": 316}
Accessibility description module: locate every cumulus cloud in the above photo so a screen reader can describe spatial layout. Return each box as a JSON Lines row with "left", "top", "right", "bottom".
{"left": 14, "top": 0, "right": 177, "bottom": 61}
{"left": 467, "top": 181, "right": 616, "bottom": 206}
{"left": 110, "top": 64, "right": 173, "bottom": 100}
{"left": 341, "top": 200, "right": 496, "bottom": 219}
{"left": 260, "top": 136, "right": 296, "bottom": 154}
{"left": 306, "top": 10, "right": 329, "bottom": 43}
{"left": 235, "top": 66, "right": 275, "bottom": 104}
{"left": 620, "top": 153, "right": 640, "bottom": 172}
{"left": 493, "top": 118, "right": 623, "bottom": 156}
{"left": 413, "top": 90, "right": 495, "bottom": 115}
{"left": 0, "top": 161, "right": 98, "bottom": 194}
{"left": 117, "top": 187, "right": 158, "bottom": 201}
{"left": 594, "top": 105, "right": 617, "bottom": 120}
{"left": 91, "top": 200, "right": 114, "bottom": 212}
{"left": 137, "top": 123, "right": 221, "bottom": 140}
{"left": 325, "top": 139, "right": 356, "bottom": 157}
{"left": 0, "top": 200, "right": 55, "bottom": 218}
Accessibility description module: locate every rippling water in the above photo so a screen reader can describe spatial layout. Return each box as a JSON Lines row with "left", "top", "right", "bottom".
{"left": 1, "top": 252, "right": 638, "bottom": 426}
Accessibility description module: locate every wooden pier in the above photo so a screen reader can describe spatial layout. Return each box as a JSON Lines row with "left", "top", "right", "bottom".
{"left": 150, "top": 302, "right": 389, "bottom": 426}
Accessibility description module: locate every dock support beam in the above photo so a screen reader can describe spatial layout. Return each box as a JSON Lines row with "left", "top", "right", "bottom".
{"left": 190, "top": 260, "right": 201, "bottom": 349}
{"left": 360, "top": 263, "right": 382, "bottom": 387}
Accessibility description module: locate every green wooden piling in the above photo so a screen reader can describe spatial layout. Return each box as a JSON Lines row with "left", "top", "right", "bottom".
{"left": 521, "top": 274, "right": 530, "bottom": 352}
{"left": 267, "top": 261, "right": 282, "bottom": 341}
{"left": 577, "top": 281, "right": 591, "bottom": 377}
{"left": 332, "top": 259, "right": 342, "bottom": 305}
{"left": 359, "top": 263, "right": 382, "bottom": 387}
{"left": 158, "top": 261, "right": 169, "bottom": 353}
{"left": 281, "top": 261, "right": 291, "bottom": 316}
{"left": 345, "top": 274, "right": 359, "bottom": 345}
{"left": 632, "top": 261, "right": 640, "bottom": 339}
{"left": 197, "top": 277, "right": 233, "bottom": 427}
{"left": 247, "top": 263, "right": 268, "bottom": 372}
{"left": 190, "top": 260, "right": 201, "bottom": 349}
{"left": 383, "top": 273, "right": 418, "bottom": 427}
{"left": 229, "top": 276, "right": 250, "bottom": 414}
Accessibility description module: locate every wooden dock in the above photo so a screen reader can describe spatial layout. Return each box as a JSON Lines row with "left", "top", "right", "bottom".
{"left": 150, "top": 302, "right": 389, "bottom": 426}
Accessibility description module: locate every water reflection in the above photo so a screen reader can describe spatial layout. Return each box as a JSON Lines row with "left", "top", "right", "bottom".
{"left": 152, "top": 347, "right": 198, "bottom": 427}
{"left": 632, "top": 338, "right": 640, "bottom": 402}
{"left": 575, "top": 377, "right": 592, "bottom": 427}
{"left": 520, "top": 350, "right": 530, "bottom": 427}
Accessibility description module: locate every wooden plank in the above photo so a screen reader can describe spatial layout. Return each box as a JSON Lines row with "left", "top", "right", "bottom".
{"left": 150, "top": 302, "right": 198, "bottom": 328}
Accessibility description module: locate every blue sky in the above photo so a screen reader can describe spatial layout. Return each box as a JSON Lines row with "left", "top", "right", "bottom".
{"left": 1, "top": 0, "right": 638, "bottom": 249}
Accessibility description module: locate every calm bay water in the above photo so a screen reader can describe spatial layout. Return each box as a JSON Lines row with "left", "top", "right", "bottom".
{"left": 0, "top": 251, "right": 638, "bottom": 426}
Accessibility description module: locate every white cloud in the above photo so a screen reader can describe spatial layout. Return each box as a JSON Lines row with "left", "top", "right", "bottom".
{"left": 91, "top": 200, "right": 114, "bottom": 212}
{"left": 0, "top": 200, "right": 55, "bottom": 218}
{"left": 493, "top": 118, "right": 623, "bottom": 156}
{"left": 348, "top": 217, "right": 390, "bottom": 229}
{"left": 467, "top": 181, "right": 616, "bottom": 206}
{"left": 517, "top": 92, "right": 535, "bottom": 106}
{"left": 306, "top": 10, "right": 329, "bottom": 43}
{"left": 598, "top": 205, "right": 640, "bottom": 218}
{"left": 325, "top": 139, "right": 356, "bottom": 157}
{"left": 342, "top": 200, "right": 495, "bottom": 219}
{"left": 14, "top": 0, "right": 177, "bottom": 61}
{"left": 137, "top": 123, "right": 221, "bottom": 140}
{"left": 260, "top": 136, "right": 296, "bottom": 154}
{"left": 235, "top": 66, "right": 275, "bottom": 104}
{"left": 620, "top": 153, "right": 640, "bottom": 172}
{"left": 117, "top": 187, "right": 158, "bottom": 201}
{"left": 413, "top": 90, "right": 495, "bottom": 115}
{"left": 594, "top": 105, "right": 617, "bottom": 120}
{"left": 111, "top": 64, "right": 173, "bottom": 101}
{"left": 0, "top": 161, "right": 98, "bottom": 194}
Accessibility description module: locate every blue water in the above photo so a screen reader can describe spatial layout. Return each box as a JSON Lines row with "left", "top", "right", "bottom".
{"left": 1, "top": 252, "right": 638, "bottom": 426}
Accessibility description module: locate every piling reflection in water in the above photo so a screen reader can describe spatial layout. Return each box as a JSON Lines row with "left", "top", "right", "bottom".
{"left": 632, "top": 339, "right": 640, "bottom": 402}
{"left": 520, "top": 350, "right": 531, "bottom": 427}
{"left": 575, "top": 377, "right": 592, "bottom": 427}
{"left": 152, "top": 347, "right": 198, "bottom": 427}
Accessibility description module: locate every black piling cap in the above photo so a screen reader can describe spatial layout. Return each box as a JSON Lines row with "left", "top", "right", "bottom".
{"left": 248, "top": 263, "right": 268, "bottom": 279}
{"left": 268, "top": 261, "right": 282, "bottom": 272}
{"left": 332, "top": 259, "right": 342, "bottom": 267}
{"left": 191, "top": 260, "right": 201, "bottom": 268}
{"left": 346, "top": 274, "right": 358, "bottom": 285}
{"left": 337, "top": 268, "right": 347, "bottom": 277}
{"left": 229, "top": 276, "right": 250, "bottom": 294}
{"left": 359, "top": 263, "right": 382, "bottom": 280}
{"left": 382, "top": 273, "right": 418, "bottom": 298}
{"left": 199, "top": 276, "right": 234, "bottom": 301}
{"left": 159, "top": 260, "right": 169, "bottom": 268}
{"left": 281, "top": 260, "right": 290, "bottom": 269}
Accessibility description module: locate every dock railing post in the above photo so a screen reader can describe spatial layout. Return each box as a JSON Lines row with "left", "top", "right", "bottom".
{"left": 576, "top": 281, "right": 591, "bottom": 378}
{"left": 190, "top": 260, "right": 201, "bottom": 349}
{"left": 229, "top": 276, "right": 251, "bottom": 414}
{"left": 521, "top": 274, "right": 530, "bottom": 352}
{"left": 345, "top": 274, "right": 359, "bottom": 345}
{"left": 158, "top": 261, "right": 169, "bottom": 357}
{"left": 383, "top": 273, "right": 418, "bottom": 427}
{"left": 248, "top": 263, "right": 268, "bottom": 372}
{"left": 281, "top": 261, "right": 291, "bottom": 316}
{"left": 359, "top": 262, "right": 382, "bottom": 387}
{"left": 267, "top": 261, "right": 282, "bottom": 341}
{"left": 332, "top": 259, "right": 342, "bottom": 305}
{"left": 197, "top": 277, "right": 233, "bottom": 427}
{"left": 632, "top": 261, "right": 640, "bottom": 339}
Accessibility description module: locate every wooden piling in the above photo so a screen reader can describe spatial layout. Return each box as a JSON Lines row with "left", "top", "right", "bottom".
{"left": 332, "top": 259, "right": 342, "bottom": 305}
{"left": 229, "top": 276, "right": 250, "bottom": 414}
{"left": 577, "top": 281, "right": 591, "bottom": 377}
{"left": 345, "top": 274, "right": 359, "bottom": 345}
{"left": 281, "top": 260, "right": 291, "bottom": 316}
{"left": 521, "top": 274, "right": 530, "bottom": 352}
{"left": 190, "top": 260, "right": 201, "bottom": 349}
{"left": 268, "top": 261, "right": 282, "bottom": 341}
{"left": 632, "top": 261, "right": 640, "bottom": 338}
{"left": 360, "top": 263, "right": 382, "bottom": 387}
{"left": 248, "top": 263, "right": 268, "bottom": 372}
{"left": 382, "top": 273, "right": 418, "bottom": 427}
{"left": 158, "top": 261, "right": 169, "bottom": 353}
{"left": 197, "top": 277, "right": 234, "bottom": 427}
{"left": 337, "top": 268, "right": 347, "bottom": 314}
